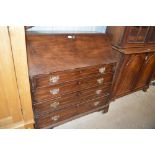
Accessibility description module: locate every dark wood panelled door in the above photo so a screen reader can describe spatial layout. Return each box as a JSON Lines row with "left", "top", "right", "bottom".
{"left": 134, "top": 52, "right": 155, "bottom": 89}
{"left": 114, "top": 54, "right": 146, "bottom": 97}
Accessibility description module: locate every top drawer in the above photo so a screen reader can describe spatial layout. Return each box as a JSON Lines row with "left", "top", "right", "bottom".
{"left": 31, "top": 63, "right": 115, "bottom": 89}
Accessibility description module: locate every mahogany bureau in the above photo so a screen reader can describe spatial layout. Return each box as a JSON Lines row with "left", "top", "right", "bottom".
{"left": 26, "top": 33, "right": 118, "bottom": 128}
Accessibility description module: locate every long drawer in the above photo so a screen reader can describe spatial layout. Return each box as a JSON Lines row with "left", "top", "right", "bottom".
{"left": 33, "top": 84, "right": 111, "bottom": 114}
{"left": 36, "top": 104, "right": 77, "bottom": 129}
{"left": 31, "top": 63, "right": 115, "bottom": 89}
{"left": 33, "top": 73, "right": 113, "bottom": 102}
{"left": 35, "top": 96, "right": 109, "bottom": 129}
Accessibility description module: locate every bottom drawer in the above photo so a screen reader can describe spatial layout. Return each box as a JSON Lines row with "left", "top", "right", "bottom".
{"left": 35, "top": 96, "right": 109, "bottom": 129}
{"left": 77, "top": 96, "right": 109, "bottom": 114}
{"left": 36, "top": 105, "right": 77, "bottom": 129}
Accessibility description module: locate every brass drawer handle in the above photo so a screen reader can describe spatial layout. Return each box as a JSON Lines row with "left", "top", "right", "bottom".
{"left": 105, "top": 93, "right": 110, "bottom": 96}
{"left": 50, "top": 101, "right": 60, "bottom": 108}
{"left": 96, "top": 89, "right": 102, "bottom": 95}
{"left": 50, "top": 88, "right": 59, "bottom": 95}
{"left": 97, "top": 78, "right": 104, "bottom": 84}
{"left": 50, "top": 75, "right": 59, "bottom": 83}
{"left": 99, "top": 67, "right": 106, "bottom": 74}
{"left": 51, "top": 115, "right": 60, "bottom": 121}
{"left": 94, "top": 101, "right": 100, "bottom": 106}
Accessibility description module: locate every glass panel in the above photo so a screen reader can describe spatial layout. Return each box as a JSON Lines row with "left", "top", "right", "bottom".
{"left": 147, "top": 27, "right": 155, "bottom": 43}
{"left": 137, "top": 26, "right": 148, "bottom": 42}
{"left": 26, "top": 26, "right": 107, "bottom": 34}
{"left": 128, "top": 26, "right": 140, "bottom": 42}
{"left": 128, "top": 26, "right": 148, "bottom": 43}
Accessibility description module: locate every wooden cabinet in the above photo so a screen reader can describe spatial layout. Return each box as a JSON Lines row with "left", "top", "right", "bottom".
{"left": 0, "top": 27, "right": 34, "bottom": 129}
{"left": 112, "top": 48, "right": 155, "bottom": 99}
{"left": 107, "top": 26, "right": 155, "bottom": 100}
{"left": 26, "top": 33, "right": 118, "bottom": 128}
{"left": 107, "top": 26, "right": 155, "bottom": 48}
{"left": 0, "top": 27, "right": 23, "bottom": 128}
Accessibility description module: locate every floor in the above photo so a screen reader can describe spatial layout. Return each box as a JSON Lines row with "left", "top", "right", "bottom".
{"left": 56, "top": 85, "right": 155, "bottom": 129}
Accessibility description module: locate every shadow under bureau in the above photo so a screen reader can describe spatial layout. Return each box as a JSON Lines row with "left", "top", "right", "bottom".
{"left": 26, "top": 33, "right": 118, "bottom": 128}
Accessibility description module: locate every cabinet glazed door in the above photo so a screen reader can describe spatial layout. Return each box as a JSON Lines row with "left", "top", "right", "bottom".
{"left": 134, "top": 52, "right": 155, "bottom": 89}
{"left": 114, "top": 54, "right": 146, "bottom": 98}
{"left": 127, "top": 26, "right": 149, "bottom": 43}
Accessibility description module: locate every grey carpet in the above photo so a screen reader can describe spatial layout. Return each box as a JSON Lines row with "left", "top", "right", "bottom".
{"left": 56, "top": 86, "right": 155, "bottom": 129}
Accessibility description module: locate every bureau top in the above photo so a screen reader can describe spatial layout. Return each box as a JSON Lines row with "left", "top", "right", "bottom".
{"left": 26, "top": 34, "right": 120, "bottom": 77}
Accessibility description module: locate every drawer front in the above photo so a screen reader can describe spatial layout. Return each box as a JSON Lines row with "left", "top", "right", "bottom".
{"left": 77, "top": 96, "right": 109, "bottom": 114}
{"left": 33, "top": 85, "right": 111, "bottom": 114}
{"left": 33, "top": 73, "right": 113, "bottom": 102}
{"left": 32, "top": 63, "right": 114, "bottom": 89}
{"left": 35, "top": 96, "right": 109, "bottom": 128}
{"left": 36, "top": 105, "right": 77, "bottom": 128}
